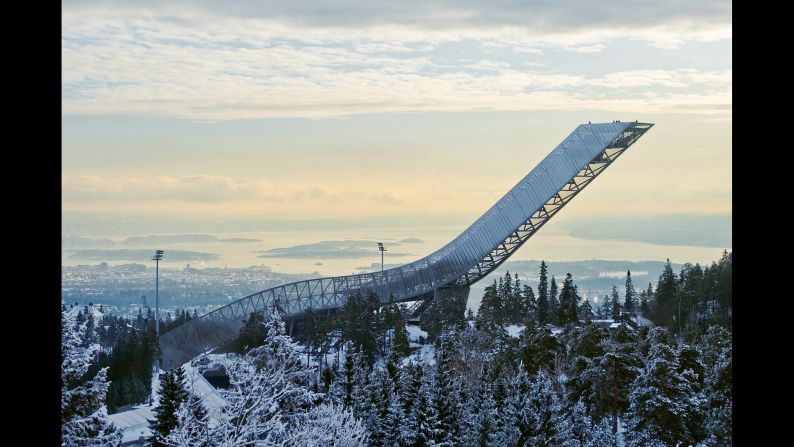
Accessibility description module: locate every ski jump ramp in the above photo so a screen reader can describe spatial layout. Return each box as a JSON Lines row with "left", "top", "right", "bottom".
{"left": 160, "top": 121, "right": 653, "bottom": 367}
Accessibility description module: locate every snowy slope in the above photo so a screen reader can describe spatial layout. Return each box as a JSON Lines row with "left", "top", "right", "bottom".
{"left": 63, "top": 303, "right": 105, "bottom": 322}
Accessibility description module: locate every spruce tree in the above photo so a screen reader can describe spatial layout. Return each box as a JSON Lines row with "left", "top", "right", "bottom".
{"left": 557, "top": 273, "right": 572, "bottom": 325}
{"left": 579, "top": 299, "right": 593, "bottom": 323}
{"left": 478, "top": 279, "right": 500, "bottom": 329}
{"left": 432, "top": 336, "right": 462, "bottom": 446}
{"left": 651, "top": 259, "right": 678, "bottom": 330}
{"left": 237, "top": 310, "right": 267, "bottom": 353}
{"left": 337, "top": 341, "right": 356, "bottom": 408}
{"left": 625, "top": 333, "right": 704, "bottom": 446}
{"left": 511, "top": 273, "right": 523, "bottom": 323}
{"left": 164, "top": 391, "right": 209, "bottom": 447}
{"left": 461, "top": 365, "right": 497, "bottom": 447}
{"left": 525, "top": 371, "right": 560, "bottom": 444}
{"left": 702, "top": 341, "right": 731, "bottom": 445}
{"left": 624, "top": 270, "right": 635, "bottom": 314}
{"left": 397, "top": 361, "right": 419, "bottom": 419}
{"left": 61, "top": 311, "right": 122, "bottom": 446}
{"left": 149, "top": 368, "right": 189, "bottom": 446}
{"left": 519, "top": 324, "right": 562, "bottom": 376}
{"left": 522, "top": 284, "right": 536, "bottom": 324}
{"left": 391, "top": 307, "right": 411, "bottom": 358}
{"left": 610, "top": 286, "right": 621, "bottom": 320}
{"left": 554, "top": 399, "right": 591, "bottom": 447}
{"left": 537, "top": 261, "right": 549, "bottom": 325}
{"left": 593, "top": 328, "right": 642, "bottom": 434}
{"left": 406, "top": 368, "right": 439, "bottom": 447}
{"left": 641, "top": 283, "right": 652, "bottom": 317}
{"left": 586, "top": 417, "right": 617, "bottom": 447}
{"left": 549, "top": 276, "right": 559, "bottom": 325}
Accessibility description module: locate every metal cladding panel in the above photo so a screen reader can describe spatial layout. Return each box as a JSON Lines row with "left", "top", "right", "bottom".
{"left": 160, "top": 122, "right": 650, "bottom": 365}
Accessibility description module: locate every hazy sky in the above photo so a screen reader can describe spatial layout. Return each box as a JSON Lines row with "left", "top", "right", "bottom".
{"left": 62, "top": 1, "right": 731, "bottom": 228}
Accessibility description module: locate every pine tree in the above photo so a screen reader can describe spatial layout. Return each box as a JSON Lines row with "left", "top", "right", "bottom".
{"left": 554, "top": 399, "right": 591, "bottom": 447}
{"left": 511, "top": 273, "right": 524, "bottom": 324}
{"left": 303, "top": 306, "right": 320, "bottom": 367}
{"left": 237, "top": 310, "right": 267, "bottom": 353}
{"left": 163, "top": 391, "right": 209, "bottom": 447}
{"left": 333, "top": 341, "right": 357, "bottom": 408}
{"left": 586, "top": 417, "right": 617, "bottom": 447}
{"left": 702, "top": 341, "right": 731, "bottom": 445}
{"left": 557, "top": 273, "right": 578, "bottom": 325}
{"left": 432, "top": 335, "right": 463, "bottom": 446}
{"left": 651, "top": 259, "right": 678, "bottom": 330}
{"left": 400, "top": 362, "right": 423, "bottom": 429}
{"left": 549, "top": 276, "right": 559, "bottom": 325}
{"left": 522, "top": 284, "right": 536, "bottom": 324}
{"left": 641, "top": 283, "right": 652, "bottom": 317}
{"left": 625, "top": 333, "right": 704, "bottom": 446}
{"left": 406, "top": 368, "right": 440, "bottom": 447}
{"left": 579, "top": 299, "right": 594, "bottom": 323}
{"left": 499, "top": 272, "right": 513, "bottom": 323}
{"left": 391, "top": 308, "right": 411, "bottom": 358}
{"left": 624, "top": 270, "right": 635, "bottom": 314}
{"left": 61, "top": 311, "right": 122, "bottom": 446}
{"left": 350, "top": 348, "right": 371, "bottom": 419}
{"left": 213, "top": 310, "right": 322, "bottom": 445}
{"left": 537, "top": 261, "right": 550, "bottom": 325}
{"left": 283, "top": 403, "right": 368, "bottom": 447}
{"left": 461, "top": 365, "right": 497, "bottom": 447}
{"left": 564, "top": 325, "right": 607, "bottom": 415}
{"left": 342, "top": 291, "right": 380, "bottom": 364}
{"left": 363, "top": 367, "right": 391, "bottom": 446}
{"left": 525, "top": 371, "right": 560, "bottom": 444}
{"left": 519, "top": 324, "right": 562, "bottom": 376}
{"left": 150, "top": 367, "right": 189, "bottom": 446}
{"left": 593, "top": 329, "right": 642, "bottom": 434}
{"left": 610, "top": 286, "right": 621, "bottom": 320}
{"left": 478, "top": 279, "right": 501, "bottom": 328}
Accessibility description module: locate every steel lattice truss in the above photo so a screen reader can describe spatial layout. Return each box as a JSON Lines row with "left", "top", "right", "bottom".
{"left": 160, "top": 121, "right": 653, "bottom": 366}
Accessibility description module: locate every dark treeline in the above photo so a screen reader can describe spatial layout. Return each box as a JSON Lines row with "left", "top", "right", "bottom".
{"left": 472, "top": 251, "right": 732, "bottom": 342}
{"left": 63, "top": 303, "right": 199, "bottom": 412}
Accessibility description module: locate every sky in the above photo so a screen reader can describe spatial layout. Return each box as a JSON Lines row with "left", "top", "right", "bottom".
{"left": 62, "top": 1, "right": 731, "bottom": 251}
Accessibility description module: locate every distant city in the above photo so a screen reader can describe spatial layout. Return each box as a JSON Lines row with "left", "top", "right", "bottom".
{"left": 62, "top": 258, "right": 682, "bottom": 320}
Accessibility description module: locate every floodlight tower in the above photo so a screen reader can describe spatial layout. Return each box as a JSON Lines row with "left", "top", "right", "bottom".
{"left": 152, "top": 249, "right": 164, "bottom": 337}
{"left": 377, "top": 242, "right": 386, "bottom": 272}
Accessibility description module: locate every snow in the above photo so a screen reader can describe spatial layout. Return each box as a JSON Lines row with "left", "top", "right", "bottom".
{"left": 405, "top": 324, "right": 427, "bottom": 342}
{"left": 107, "top": 368, "right": 161, "bottom": 444}
{"left": 504, "top": 324, "right": 525, "bottom": 338}
{"left": 404, "top": 343, "right": 436, "bottom": 366}
{"left": 182, "top": 356, "right": 229, "bottom": 427}
{"left": 108, "top": 405, "right": 155, "bottom": 444}
{"left": 63, "top": 303, "right": 105, "bottom": 322}
{"left": 633, "top": 314, "right": 654, "bottom": 327}
{"left": 108, "top": 353, "right": 233, "bottom": 441}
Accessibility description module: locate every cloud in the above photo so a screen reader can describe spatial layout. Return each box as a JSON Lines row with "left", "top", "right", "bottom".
{"left": 62, "top": 175, "right": 404, "bottom": 205}
{"left": 61, "top": 3, "right": 731, "bottom": 120}
{"left": 63, "top": 1, "right": 731, "bottom": 32}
